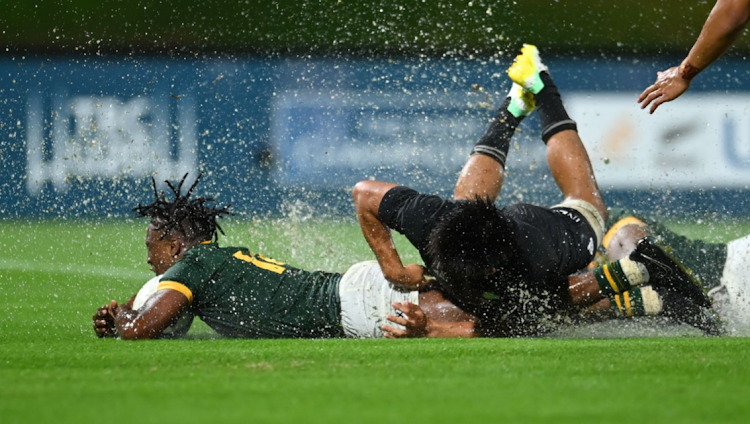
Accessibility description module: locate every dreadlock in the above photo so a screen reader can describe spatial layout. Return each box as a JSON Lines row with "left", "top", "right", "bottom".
{"left": 133, "top": 173, "right": 232, "bottom": 243}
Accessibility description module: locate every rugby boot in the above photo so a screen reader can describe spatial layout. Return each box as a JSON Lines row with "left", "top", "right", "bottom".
{"left": 506, "top": 82, "right": 536, "bottom": 119}
{"left": 508, "top": 44, "right": 549, "bottom": 95}
{"left": 629, "top": 237, "right": 712, "bottom": 308}
{"left": 656, "top": 286, "right": 722, "bottom": 336}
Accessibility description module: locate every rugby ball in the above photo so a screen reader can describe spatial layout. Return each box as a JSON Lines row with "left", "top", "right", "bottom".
{"left": 132, "top": 275, "right": 194, "bottom": 339}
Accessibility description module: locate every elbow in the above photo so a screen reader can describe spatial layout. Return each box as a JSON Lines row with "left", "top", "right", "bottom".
{"left": 352, "top": 180, "right": 371, "bottom": 204}
{"left": 352, "top": 180, "right": 377, "bottom": 214}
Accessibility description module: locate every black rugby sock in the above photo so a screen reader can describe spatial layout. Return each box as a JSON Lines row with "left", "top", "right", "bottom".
{"left": 536, "top": 72, "right": 577, "bottom": 143}
{"left": 470, "top": 97, "right": 522, "bottom": 168}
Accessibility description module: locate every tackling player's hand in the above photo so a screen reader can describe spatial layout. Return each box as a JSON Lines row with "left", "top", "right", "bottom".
{"left": 93, "top": 300, "right": 119, "bottom": 338}
{"left": 382, "top": 301, "right": 429, "bottom": 338}
{"left": 638, "top": 66, "right": 691, "bottom": 114}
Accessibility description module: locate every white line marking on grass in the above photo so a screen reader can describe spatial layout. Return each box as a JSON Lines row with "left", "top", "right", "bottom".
{"left": 0, "top": 259, "right": 150, "bottom": 280}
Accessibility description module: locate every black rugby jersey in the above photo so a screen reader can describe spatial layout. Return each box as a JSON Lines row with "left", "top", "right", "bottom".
{"left": 379, "top": 186, "right": 596, "bottom": 336}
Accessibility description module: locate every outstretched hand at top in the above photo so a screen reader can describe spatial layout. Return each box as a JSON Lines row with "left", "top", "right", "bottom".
{"left": 638, "top": 66, "right": 692, "bottom": 114}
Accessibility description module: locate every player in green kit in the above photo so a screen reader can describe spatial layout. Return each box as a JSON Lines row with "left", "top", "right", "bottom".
{"left": 92, "top": 174, "right": 473, "bottom": 340}
{"left": 600, "top": 209, "right": 750, "bottom": 331}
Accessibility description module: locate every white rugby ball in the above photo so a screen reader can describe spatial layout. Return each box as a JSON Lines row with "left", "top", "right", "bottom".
{"left": 133, "top": 275, "right": 194, "bottom": 339}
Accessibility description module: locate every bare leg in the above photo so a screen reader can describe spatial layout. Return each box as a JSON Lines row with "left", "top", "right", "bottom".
{"left": 546, "top": 129, "right": 608, "bottom": 222}
{"left": 582, "top": 298, "right": 612, "bottom": 319}
{"left": 453, "top": 155, "right": 504, "bottom": 202}
{"left": 568, "top": 272, "right": 605, "bottom": 307}
{"left": 606, "top": 224, "right": 647, "bottom": 260}
{"left": 453, "top": 84, "right": 531, "bottom": 202}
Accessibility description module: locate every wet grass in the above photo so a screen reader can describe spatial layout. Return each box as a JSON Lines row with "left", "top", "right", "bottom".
{"left": 1, "top": 218, "right": 750, "bottom": 423}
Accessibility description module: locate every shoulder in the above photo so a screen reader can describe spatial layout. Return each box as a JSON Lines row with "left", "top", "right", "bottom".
{"left": 380, "top": 185, "right": 445, "bottom": 217}
{"left": 380, "top": 186, "right": 420, "bottom": 209}
{"left": 163, "top": 244, "right": 231, "bottom": 281}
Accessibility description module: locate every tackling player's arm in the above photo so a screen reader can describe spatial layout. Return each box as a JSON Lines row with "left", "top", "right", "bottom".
{"left": 352, "top": 180, "right": 428, "bottom": 290}
{"left": 112, "top": 286, "right": 191, "bottom": 340}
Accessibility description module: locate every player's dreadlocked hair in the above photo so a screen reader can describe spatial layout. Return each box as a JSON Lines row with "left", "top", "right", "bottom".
{"left": 427, "top": 196, "right": 520, "bottom": 282}
{"left": 133, "top": 173, "right": 232, "bottom": 243}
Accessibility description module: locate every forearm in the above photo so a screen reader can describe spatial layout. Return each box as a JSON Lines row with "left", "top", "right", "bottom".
{"left": 356, "top": 208, "right": 412, "bottom": 284}
{"left": 115, "top": 310, "right": 162, "bottom": 340}
{"left": 114, "top": 290, "right": 189, "bottom": 340}
{"left": 353, "top": 181, "right": 423, "bottom": 289}
{"left": 685, "top": 0, "right": 750, "bottom": 71}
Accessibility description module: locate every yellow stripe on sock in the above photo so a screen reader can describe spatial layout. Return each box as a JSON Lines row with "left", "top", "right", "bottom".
{"left": 623, "top": 291, "right": 633, "bottom": 318}
{"left": 609, "top": 263, "right": 632, "bottom": 294}
{"left": 613, "top": 294, "right": 624, "bottom": 315}
{"left": 158, "top": 281, "right": 194, "bottom": 304}
{"left": 603, "top": 264, "right": 621, "bottom": 294}
{"left": 602, "top": 217, "right": 646, "bottom": 249}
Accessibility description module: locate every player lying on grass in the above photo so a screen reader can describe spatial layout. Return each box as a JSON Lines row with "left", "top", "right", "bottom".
{"left": 92, "top": 174, "right": 476, "bottom": 340}
{"left": 354, "top": 45, "right": 717, "bottom": 338}
{"left": 598, "top": 209, "right": 750, "bottom": 330}
{"left": 92, "top": 47, "right": 715, "bottom": 340}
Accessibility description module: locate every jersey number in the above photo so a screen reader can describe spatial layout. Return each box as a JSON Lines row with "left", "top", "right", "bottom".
{"left": 233, "top": 251, "right": 286, "bottom": 274}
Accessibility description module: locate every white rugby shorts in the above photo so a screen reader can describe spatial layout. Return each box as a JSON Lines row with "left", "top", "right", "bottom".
{"left": 711, "top": 235, "right": 750, "bottom": 330}
{"left": 338, "top": 261, "right": 419, "bottom": 338}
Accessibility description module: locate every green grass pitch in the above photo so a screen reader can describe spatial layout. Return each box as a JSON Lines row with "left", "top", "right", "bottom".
{"left": 2, "top": 218, "right": 750, "bottom": 423}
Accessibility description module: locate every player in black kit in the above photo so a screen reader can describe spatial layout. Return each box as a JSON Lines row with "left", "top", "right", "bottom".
{"left": 354, "top": 45, "right": 717, "bottom": 338}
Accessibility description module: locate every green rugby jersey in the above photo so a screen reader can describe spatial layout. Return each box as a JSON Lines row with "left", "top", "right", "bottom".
{"left": 159, "top": 243, "right": 345, "bottom": 338}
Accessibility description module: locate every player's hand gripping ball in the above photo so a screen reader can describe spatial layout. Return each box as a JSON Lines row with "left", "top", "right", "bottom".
{"left": 133, "top": 275, "right": 194, "bottom": 338}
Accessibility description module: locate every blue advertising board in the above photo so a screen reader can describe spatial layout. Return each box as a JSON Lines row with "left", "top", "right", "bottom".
{"left": 1, "top": 55, "right": 749, "bottom": 218}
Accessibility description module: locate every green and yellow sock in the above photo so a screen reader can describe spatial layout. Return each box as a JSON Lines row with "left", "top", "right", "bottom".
{"left": 594, "top": 257, "right": 648, "bottom": 296}
{"left": 610, "top": 287, "right": 663, "bottom": 318}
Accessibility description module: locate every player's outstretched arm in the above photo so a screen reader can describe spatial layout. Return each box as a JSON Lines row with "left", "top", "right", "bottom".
{"left": 638, "top": 0, "right": 750, "bottom": 113}
{"left": 352, "top": 180, "right": 428, "bottom": 289}
{"left": 111, "top": 289, "right": 190, "bottom": 340}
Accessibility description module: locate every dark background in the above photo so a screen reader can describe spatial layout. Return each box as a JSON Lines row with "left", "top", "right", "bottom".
{"left": 2, "top": 1, "right": 748, "bottom": 219}
{"left": 1, "top": 1, "right": 732, "bottom": 57}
